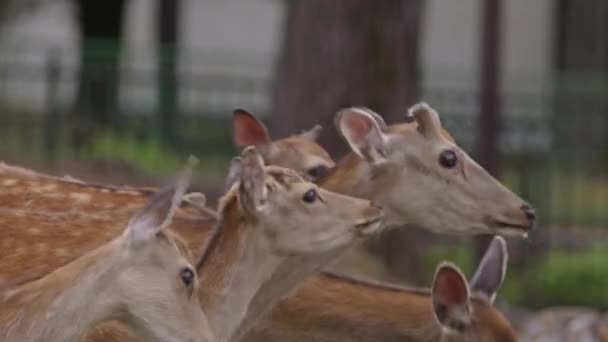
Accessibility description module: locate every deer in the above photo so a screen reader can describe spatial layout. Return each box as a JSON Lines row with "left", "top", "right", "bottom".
{"left": 0, "top": 101, "right": 533, "bottom": 341}
{"left": 243, "top": 236, "right": 517, "bottom": 342}
{"left": 83, "top": 145, "right": 383, "bottom": 342}
{"left": 90, "top": 103, "right": 530, "bottom": 342}
{"left": 233, "top": 103, "right": 535, "bottom": 235}
{"left": 0, "top": 158, "right": 215, "bottom": 342}
{"left": 232, "top": 109, "right": 335, "bottom": 181}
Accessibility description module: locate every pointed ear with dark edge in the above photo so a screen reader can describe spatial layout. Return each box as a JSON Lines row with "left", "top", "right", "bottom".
{"left": 238, "top": 146, "right": 267, "bottom": 217}
{"left": 470, "top": 235, "right": 508, "bottom": 303}
{"left": 127, "top": 156, "right": 196, "bottom": 243}
{"left": 409, "top": 102, "right": 444, "bottom": 141}
{"left": 233, "top": 109, "right": 271, "bottom": 147}
{"left": 335, "top": 107, "right": 388, "bottom": 164}
{"left": 432, "top": 262, "right": 471, "bottom": 332}
{"left": 299, "top": 124, "right": 323, "bottom": 141}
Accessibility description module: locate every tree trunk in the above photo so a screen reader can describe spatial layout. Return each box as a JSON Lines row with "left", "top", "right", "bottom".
{"left": 157, "top": 0, "right": 181, "bottom": 145}
{"left": 75, "top": 0, "right": 125, "bottom": 125}
{"left": 474, "top": 0, "right": 503, "bottom": 266}
{"left": 72, "top": 0, "right": 125, "bottom": 158}
{"left": 270, "top": 0, "right": 423, "bottom": 157}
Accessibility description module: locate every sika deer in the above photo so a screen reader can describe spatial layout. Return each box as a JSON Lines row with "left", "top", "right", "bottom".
{"left": 0, "top": 159, "right": 215, "bottom": 342}
{"left": 0, "top": 101, "right": 531, "bottom": 341}
{"left": 191, "top": 146, "right": 382, "bottom": 342}
{"left": 232, "top": 109, "right": 334, "bottom": 181}
{"left": 244, "top": 236, "right": 517, "bottom": 342}
{"left": 234, "top": 103, "right": 535, "bottom": 234}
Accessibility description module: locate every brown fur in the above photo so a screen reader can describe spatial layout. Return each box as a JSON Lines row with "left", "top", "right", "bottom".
{"left": 251, "top": 272, "right": 517, "bottom": 342}
{"left": 0, "top": 163, "right": 214, "bottom": 288}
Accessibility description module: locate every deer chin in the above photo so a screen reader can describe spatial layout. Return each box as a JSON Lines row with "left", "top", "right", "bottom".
{"left": 354, "top": 216, "right": 383, "bottom": 236}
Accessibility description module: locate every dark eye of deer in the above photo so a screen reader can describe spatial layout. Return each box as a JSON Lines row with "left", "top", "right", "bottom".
{"left": 307, "top": 165, "right": 327, "bottom": 179}
{"left": 439, "top": 150, "right": 458, "bottom": 168}
{"left": 302, "top": 189, "right": 317, "bottom": 203}
{"left": 180, "top": 267, "right": 195, "bottom": 287}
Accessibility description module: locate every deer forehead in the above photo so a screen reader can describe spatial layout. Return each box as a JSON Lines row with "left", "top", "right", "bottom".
{"left": 276, "top": 138, "right": 333, "bottom": 163}
{"left": 387, "top": 122, "right": 456, "bottom": 144}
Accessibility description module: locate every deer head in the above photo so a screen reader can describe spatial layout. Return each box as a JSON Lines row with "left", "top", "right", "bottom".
{"left": 198, "top": 147, "right": 383, "bottom": 342}
{"left": 0, "top": 159, "right": 215, "bottom": 342}
{"left": 432, "top": 236, "right": 517, "bottom": 342}
{"left": 113, "top": 160, "right": 214, "bottom": 342}
{"left": 233, "top": 109, "right": 335, "bottom": 181}
{"left": 331, "top": 102, "right": 535, "bottom": 236}
{"left": 228, "top": 145, "right": 383, "bottom": 255}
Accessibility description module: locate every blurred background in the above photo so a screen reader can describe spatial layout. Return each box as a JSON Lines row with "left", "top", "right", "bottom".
{"left": 0, "top": 0, "right": 607, "bottom": 337}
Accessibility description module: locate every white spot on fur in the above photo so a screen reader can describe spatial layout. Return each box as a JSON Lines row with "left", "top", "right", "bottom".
{"left": 68, "top": 192, "right": 91, "bottom": 204}
{"left": 2, "top": 179, "right": 18, "bottom": 186}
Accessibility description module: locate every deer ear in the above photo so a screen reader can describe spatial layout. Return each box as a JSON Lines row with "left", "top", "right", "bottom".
{"left": 299, "top": 124, "right": 323, "bottom": 141}
{"left": 225, "top": 156, "right": 242, "bottom": 190}
{"left": 470, "top": 236, "right": 508, "bottom": 303}
{"left": 238, "top": 146, "right": 267, "bottom": 217}
{"left": 127, "top": 156, "right": 196, "bottom": 243}
{"left": 409, "top": 102, "right": 443, "bottom": 141}
{"left": 233, "top": 109, "right": 271, "bottom": 147}
{"left": 335, "top": 107, "right": 388, "bottom": 164}
{"left": 432, "top": 262, "right": 471, "bottom": 332}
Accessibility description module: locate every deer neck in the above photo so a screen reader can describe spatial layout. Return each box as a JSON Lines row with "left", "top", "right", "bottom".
{"left": 0, "top": 240, "right": 124, "bottom": 342}
{"left": 197, "top": 200, "right": 349, "bottom": 342}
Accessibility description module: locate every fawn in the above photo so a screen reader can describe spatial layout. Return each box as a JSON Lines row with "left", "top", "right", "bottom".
{"left": 193, "top": 146, "right": 383, "bottom": 342}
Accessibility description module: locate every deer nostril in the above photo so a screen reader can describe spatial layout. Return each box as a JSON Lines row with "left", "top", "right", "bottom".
{"left": 521, "top": 205, "right": 536, "bottom": 221}
{"left": 370, "top": 201, "right": 383, "bottom": 210}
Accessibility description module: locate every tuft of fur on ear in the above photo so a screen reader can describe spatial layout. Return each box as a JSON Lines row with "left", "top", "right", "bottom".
{"left": 238, "top": 146, "right": 267, "bottom": 217}
{"left": 432, "top": 262, "right": 471, "bottom": 333}
{"left": 225, "top": 156, "right": 242, "bottom": 190}
{"left": 470, "top": 236, "right": 508, "bottom": 303}
{"left": 299, "top": 124, "right": 323, "bottom": 141}
{"left": 233, "top": 109, "right": 271, "bottom": 147}
{"left": 183, "top": 192, "right": 206, "bottom": 208}
{"left": 127, "top": 156, "right": 197, "bottom": 243}
{"left": 409, "top": 102, "right": 444, "bottom": 140}
{"left": 335, "top": 107, "right": 388, "bottom": 164}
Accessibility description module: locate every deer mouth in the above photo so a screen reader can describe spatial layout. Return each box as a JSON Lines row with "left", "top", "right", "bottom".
{"left": 491, "top": 219, "right": 532, "bottom": 236}
{"left": 355, "top": 216, "right": 383, "bottom": 236}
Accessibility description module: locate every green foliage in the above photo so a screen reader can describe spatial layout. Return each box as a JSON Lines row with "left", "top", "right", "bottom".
{"left": 419, "top": 244, "right": 473, "bottom": 284}
{"left": 420, "top": 245, "right": 608, "bottom": 310}
{"left": 503, "top": 246, "right": 608, "bottom": 310}
{"left": 89, "top": 132, "right": 185, "bottom": 174}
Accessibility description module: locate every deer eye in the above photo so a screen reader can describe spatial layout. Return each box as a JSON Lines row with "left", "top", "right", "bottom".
{"left": 439, "top": 150, "right": 458, "bottom": 169}
{"left": 302, "top": 189, "right": 317, "bottom": 203}
{"left": 307, "top": 165, "right": 327, "bottom": 180}
{"left": 180, "top": 267, "right": 195, "bottom": 287}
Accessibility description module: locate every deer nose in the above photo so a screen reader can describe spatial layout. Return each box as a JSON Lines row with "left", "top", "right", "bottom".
{"left": 370, "top": 201, "right": 383, "bottom": 210}
{"left": 521, "top": 205, "right": 536, "bottom": 222}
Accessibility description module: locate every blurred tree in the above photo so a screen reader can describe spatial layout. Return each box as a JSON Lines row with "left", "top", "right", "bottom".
{"left": 74, "top": 0, "right": 125, "bottom": 126}
{"left": 71, "top": 0, "right": 125, "bottom": 158}
{"left": 157, "top": 0, "right": 180, "bottom": 145}
{"left": 270, "top": 0, "right": 423, "bottom": 157}
{"left": 554, "top": 0, "right": 608, "bottom": 167}
{"left": 474, "top": 0, "right": 502, "bottom": 265}
{"left": 270, "top": 0, "right": 425, "bottom": 283}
